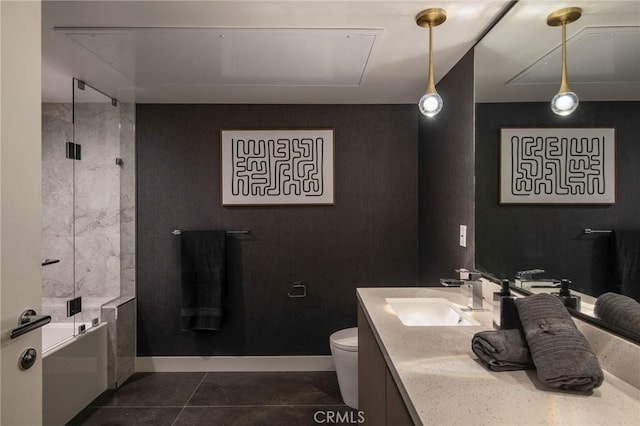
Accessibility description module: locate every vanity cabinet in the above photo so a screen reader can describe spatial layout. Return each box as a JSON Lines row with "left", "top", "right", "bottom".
{"left": 358, "top": 304, "right": 414, "bottom": 426}
{"left": 385, "top": 368, "right": 413, "bottom": 425}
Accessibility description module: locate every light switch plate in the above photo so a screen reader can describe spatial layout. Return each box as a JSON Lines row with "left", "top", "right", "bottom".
{"left": 460, "top": 225, "right": 467, "bottom": 247}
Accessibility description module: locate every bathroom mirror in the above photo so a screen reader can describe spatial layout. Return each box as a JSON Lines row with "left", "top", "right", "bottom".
{"left": 474, "top": 0, "right": 640, "bottom": 342}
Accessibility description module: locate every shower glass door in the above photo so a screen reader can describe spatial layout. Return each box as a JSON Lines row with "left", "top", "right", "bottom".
{"left": 41, "top": 101, "right": 75, "bottom": 349}
{"left": 72, "top": 79, "right": 121, "bottom": 327}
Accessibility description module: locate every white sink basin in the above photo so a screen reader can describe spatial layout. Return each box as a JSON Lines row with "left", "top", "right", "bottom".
{"left": 385, "top": 297, "right": 481, "bottom": 326}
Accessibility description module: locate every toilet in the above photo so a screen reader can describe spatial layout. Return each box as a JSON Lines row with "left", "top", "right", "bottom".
{"left": 329, "top": 327, "right": 358, "bottom": 409}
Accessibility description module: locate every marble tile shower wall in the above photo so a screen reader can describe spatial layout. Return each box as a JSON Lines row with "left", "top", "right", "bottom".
{"left": 119, "top": 103, "right": 136, "bottom": 298}
{"left": 42, "top": 102, "right": 136, "bottom": 323}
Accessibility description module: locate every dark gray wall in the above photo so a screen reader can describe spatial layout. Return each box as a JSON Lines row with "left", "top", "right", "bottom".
{"left": 476, "top": 101, "right": 640, "bottom": 297}
{"left": 418, "top": 49, "right": 476, "bottom": 285}
{"left": 136, "top": 104, "right": 418, "bottom": 356}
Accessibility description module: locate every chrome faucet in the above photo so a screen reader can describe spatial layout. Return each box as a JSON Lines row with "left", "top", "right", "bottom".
{"left": 465, "top": 280, "right": 484, "bottom": 311}
{"left": 515, "top": 268, "right": 559, "bottom": 289}
{"left": 456, "top": 269, "right": 484, "bottom": 311}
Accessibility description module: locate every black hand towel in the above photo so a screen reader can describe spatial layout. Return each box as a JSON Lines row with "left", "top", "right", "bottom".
{"left": 180, "top": 231, "right": 226, "bottom": 331}
{"left": 594, "top": 292, "right": 640, "bottom": 342}
{"left": 472, "top": 329, "right": 534, "bottom": 372}
{"left": 614, "top": 230, "right": 640, "bottom": 302}
{"left": 515, "top": 293, "right": 604, "bottom": 392}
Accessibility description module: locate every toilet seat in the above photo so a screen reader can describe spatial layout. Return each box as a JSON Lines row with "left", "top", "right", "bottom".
{"left": 330, "top": 327, "right": 358, "bottom": 352}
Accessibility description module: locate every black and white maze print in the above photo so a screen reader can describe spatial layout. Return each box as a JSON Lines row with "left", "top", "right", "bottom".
{"left": 231, "top": 138, "right": 325, "bottom": 197}
{"left": 510, "top": 136, "right": 606, "bottom": 196}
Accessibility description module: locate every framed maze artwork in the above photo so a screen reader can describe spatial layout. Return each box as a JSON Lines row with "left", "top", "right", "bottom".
{"left": 221, "top": 129, "right": 335, "bottom": 206}
{"left": 499, "top": 128, "right": 615, "bottom": 205}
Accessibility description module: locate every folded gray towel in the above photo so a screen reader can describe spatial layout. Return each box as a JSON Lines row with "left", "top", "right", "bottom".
{"left": 472, "top": 329, "right": 534, "bottom": 371}
{"left": 594, "top": 292, "right": 640, "bottom": 342}
{"left": 515, "top": 293, "right": 604, "bottom": 392}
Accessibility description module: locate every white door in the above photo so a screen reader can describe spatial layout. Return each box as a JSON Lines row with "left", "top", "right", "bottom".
{"left": 1, "top": 1, "right": 43, "bottom": 425}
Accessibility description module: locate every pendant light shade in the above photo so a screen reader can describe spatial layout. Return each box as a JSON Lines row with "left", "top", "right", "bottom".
{"left": 416, "top": 8, "right": 447, "bottom": 118}
{"left": 547, "top": 7, "right": 582, "bottom": 116}
{"left": 418, "top": 92, "right": 443, "bottom": 117}
{"left": 551, "top": 91, "right": 579, "bottom": 116}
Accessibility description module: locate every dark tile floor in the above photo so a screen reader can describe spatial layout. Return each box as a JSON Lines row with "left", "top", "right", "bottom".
{"left": 67, "top": 371, "right": 356, "bottom": 426}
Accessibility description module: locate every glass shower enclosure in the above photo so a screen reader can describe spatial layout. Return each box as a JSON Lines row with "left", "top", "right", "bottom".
{"left": 41, "top": 79, "right": 123, "bottom": 350}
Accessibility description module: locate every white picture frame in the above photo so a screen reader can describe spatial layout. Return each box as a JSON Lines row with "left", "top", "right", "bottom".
{"left": 221, "top": 129, "right": 335, "bottom": 206}
{"left": 499, "top": 128, "right": 615, "bottom": 204}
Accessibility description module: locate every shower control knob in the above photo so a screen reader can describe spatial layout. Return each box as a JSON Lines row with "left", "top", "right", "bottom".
{"left": 19, "top": 348, "right": 37, "bottom": 370}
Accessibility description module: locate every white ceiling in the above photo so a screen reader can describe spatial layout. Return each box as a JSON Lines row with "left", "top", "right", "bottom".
{"left": 475, "top": 0, "right": 640, "bottom": 102}
{"left": 508, "top": 27, "right": 640, "bottom": 85}
{"left": 42, "top": 1, "right": 640, "bottom": 104}
{"left": 42, "top": 0, "right": 510, "bottom": 103}
{"left": 63, "top": 27, "right": 384, "bottom": 86}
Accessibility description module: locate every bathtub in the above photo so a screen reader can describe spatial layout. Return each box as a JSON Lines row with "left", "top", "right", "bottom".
{"left": 42, "top": 322, "right": 108, "bottom": 426}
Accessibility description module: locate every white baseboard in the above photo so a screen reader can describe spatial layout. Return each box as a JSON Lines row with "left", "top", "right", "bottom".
{"left": 136, "top": 356, "right": 336, "bottom": 372}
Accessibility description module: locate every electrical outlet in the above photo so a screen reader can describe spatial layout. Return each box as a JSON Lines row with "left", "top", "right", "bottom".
{"left": 459, "top": 225, "right": 467, "bottom": 248}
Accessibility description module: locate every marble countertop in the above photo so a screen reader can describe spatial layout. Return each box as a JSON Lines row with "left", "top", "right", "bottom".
{"left": 357, "top": 287, "right": 640, "bottom": 426}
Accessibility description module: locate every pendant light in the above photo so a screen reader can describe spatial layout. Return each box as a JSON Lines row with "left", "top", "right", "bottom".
{"left": 416, "top": 8, "right": 447, "bottom": 117}
{"left": 547, "top": 7, "right": 582, "bottom": 116}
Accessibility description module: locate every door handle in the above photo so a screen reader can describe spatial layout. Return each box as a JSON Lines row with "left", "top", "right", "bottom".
{"left": 10, "top": 309, "right": 51, "bottom": 339}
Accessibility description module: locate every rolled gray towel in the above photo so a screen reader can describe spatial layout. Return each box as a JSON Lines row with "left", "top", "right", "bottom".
{"left": 515, "top": 293, "right": 604, "bottom": 392}
{"left": 472, "top": 329, "right": 534, "bottom": 372}
{"left": 594, "top": 292, "right": 640, "bottom": 342}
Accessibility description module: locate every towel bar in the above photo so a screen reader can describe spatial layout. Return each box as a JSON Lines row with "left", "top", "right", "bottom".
{"left": 584, "top": 228, "right": 612, "bottom": 234}
{"left": 172, "top": 229, "right": 250, "bottom": 235}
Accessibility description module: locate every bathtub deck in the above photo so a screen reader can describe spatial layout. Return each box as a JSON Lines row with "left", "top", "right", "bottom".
{"left": 43, "top": 323, "right": 107, "bottom": 426}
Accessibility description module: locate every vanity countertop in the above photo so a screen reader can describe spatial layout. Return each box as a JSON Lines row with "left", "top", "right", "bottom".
{"left": 357, "top": 287, "right": 640, "bottom": 426}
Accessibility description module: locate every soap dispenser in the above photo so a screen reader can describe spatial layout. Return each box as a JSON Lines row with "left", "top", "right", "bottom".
{"left": 553, "top": 279, "right": 581, "bottom": 310}
{"left": 493, "top": 279, "right": 519, "bottom": 329}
